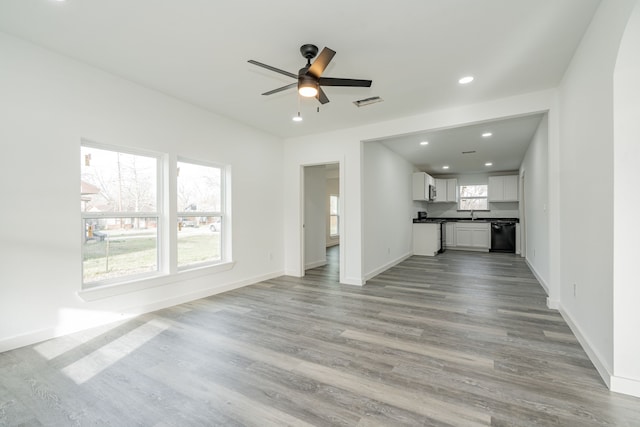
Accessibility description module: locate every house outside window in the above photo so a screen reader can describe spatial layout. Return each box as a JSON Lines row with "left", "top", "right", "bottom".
{"left": 177, "top": 160, "right": 224, "bottom": 269}
{"left": 329, "top": 194, "right": 339, "bottom": 237}
{"left": 81, "top": 144, "right": 161, "bottom": 286}
{"left": 459, "top": 184, "right": 488, "bottom": 210}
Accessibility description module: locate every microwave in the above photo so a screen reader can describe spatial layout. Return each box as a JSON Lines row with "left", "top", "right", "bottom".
{"left": 428, "top": 185, "right": 436, "bottom": 201}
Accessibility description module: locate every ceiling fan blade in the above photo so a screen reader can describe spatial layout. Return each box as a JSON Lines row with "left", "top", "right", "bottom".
{"left": 248, "top": 60, "right": 297, "bottom": 79}
{"left": 307, "top": 47, "right": 336, "bottom": 78}
{"left": 261, "top": 83, "right": 297, "bottom": 96}
{"left": 319, "top": 77, "right": 372, "bottom": 87}
{"left": 316, "top": 87, "right": 330, "bottom": 104}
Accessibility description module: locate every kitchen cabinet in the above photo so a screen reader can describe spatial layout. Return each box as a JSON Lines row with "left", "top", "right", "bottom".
{"left": 453, "top": 222, "right": 490, "bottom": 250}
{"left": 433, "top": 178, "right": 458, "bottom": 203}
{"left": 488, "top": 175, "right": 519, "bottom": 202}
{"left": 446, "top": 178, "right": 458, "bottom": 202}
{"left": 412, "top": 172, "right": 435, "bottom": 201}
{"left": 445, "top": 222, "right": 456, "bottom": 247}
{"left": 413, "top": 223, "right": 441, "bottom": 256}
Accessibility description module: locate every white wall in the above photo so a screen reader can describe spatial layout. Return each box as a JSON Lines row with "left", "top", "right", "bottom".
{"left": 519, "top": 114, "right": 549, "bottom": 290}
{"left": 304, "top": 165, "right": 327, "bottom": 269}
{"left": 362, "top": 142, "right": 414, "bottom": 280}
{"left": 556, "top": 0, "right": 637, "bottom": 391}
{"left": 613, "top": 0, "right": 640, "bottom": 396}
{"left": 0, "top": 33, "right": 285, "bottom": 351}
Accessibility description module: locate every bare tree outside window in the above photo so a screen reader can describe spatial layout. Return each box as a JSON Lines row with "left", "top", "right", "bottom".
{"left": 459, "top": 185, "right": 488, "bottom": 210}
{"left": 176, "top": 160, "right": 224, "bottom": 268}
{"left": 80, "top": 145, "right": 159, "bottom": 285}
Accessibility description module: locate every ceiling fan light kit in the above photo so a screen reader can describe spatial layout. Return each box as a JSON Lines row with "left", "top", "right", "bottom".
{"left": 249, "top": 44, "right": 372, "bottom": 105}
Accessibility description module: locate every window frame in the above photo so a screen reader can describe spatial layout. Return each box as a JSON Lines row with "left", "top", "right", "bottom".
{"left": 176, "top": 157, "right": 227, "bottom": 271}
{"left": 78, "top": 141, "right": 234, "bottom": 299}
{"left": 458, "top": 184, "right": 489, "bottom": 211}
{"left": 329, "top": 194, "right": 339, "bottom": 237}
{"left": 80, "top": 141, "right": 165, "bottom": 288}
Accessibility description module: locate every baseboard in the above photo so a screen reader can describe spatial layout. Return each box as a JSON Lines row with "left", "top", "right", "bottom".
{"left": 305, "top": 259, "right": 327, "bottom": 270}
{"left": 610, "top": 375, "right": 640, "bottom": 398}
{"left": 446, "top": 247, "right": 489, "bottom": 252}
{"left": 558, "top": 305, "right": 613, "bottom": 389}
{"left": 363, "top": 252, "right": 413, "bottom": 282}
{"left": 341, "top": 276, "right": 365, "bottom": 286}
{"left": 0, "top": 270, "right": 284, "bottom": 354}
{"left": 525, "top": 258, "right": 550, "bottom": 295}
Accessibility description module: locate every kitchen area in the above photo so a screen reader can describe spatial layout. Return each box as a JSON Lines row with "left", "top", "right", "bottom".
{"left": 411, "top": 171, "right": 520, "bottom": 256}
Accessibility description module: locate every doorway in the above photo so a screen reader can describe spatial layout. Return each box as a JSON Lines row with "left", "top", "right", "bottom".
{"left": 302, "top": 163, "right": 340, "bottom": 277}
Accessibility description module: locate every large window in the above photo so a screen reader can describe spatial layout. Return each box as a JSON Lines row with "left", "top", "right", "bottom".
{"left": 459, "top": 184, "right": 488, "bottom": 210}
{"left": 329, "top": 194, "right": 339, "bottom": 237}
{"left": 81, "top": 145, "right": 160, "bottom": 285}
{"left": 177, "top": 160, "right": 224, "bottom": 269}
{"left": 81, "top": 144, "right": 229, "bottom": 289}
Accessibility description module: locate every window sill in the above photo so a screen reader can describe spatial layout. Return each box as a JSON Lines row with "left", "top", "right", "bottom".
{"left": 78, "top": 260, "right": 236, "bottom": 302}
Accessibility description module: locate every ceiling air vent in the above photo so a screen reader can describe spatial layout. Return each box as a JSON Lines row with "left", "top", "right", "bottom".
{"left": 353, "top": 96, "right": 383, "bottom": 107}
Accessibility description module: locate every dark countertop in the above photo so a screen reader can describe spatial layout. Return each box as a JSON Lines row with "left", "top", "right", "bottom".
{"left": 413, "top": 217, "right": 519, "bottom": 224}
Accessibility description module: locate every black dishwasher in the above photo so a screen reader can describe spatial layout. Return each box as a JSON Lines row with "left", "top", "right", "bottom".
{"left": 490, "top": 221, "right": 516, "bottom": 253}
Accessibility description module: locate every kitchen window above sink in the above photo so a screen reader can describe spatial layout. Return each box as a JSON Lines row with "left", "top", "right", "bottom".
{"left": 459, "top": 185, "right": 488, "bottom": 210}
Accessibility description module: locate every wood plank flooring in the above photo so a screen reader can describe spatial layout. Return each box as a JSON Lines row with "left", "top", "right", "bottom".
{"left": 2, "top": 248, "right": 640, "bottom": 426}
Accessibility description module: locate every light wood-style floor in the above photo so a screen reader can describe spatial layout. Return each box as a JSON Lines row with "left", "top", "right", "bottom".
{"left": 2, "top": 248, "right": 640, "bottom": 426}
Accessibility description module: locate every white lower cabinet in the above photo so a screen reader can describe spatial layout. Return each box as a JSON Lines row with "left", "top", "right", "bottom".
{"left": 445, "top": 222, "right": 456, "bottom": 247}
{"left": 450, "top": 222, "right": 490, "bottom": 250}
{"left": 413, "top": 223, "right": 441, "bottom": 256}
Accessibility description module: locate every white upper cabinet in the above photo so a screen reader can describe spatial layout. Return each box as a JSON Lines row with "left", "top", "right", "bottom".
{"left": 433, "top": 178, "right": 458, "bottom": 202}
{"left": 446, "top": 178, "right": 458, "bottom": 202}
{"left": 488, "top": 175, "right": 519, "bottom": 202}
{"left": 412, "top": 172, "right": 434, "bottom": 201}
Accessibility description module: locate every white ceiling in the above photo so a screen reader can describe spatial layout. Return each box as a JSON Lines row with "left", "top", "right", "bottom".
{"left": 378, "top": 113, "right": 545, "bottom": 175}
{"left": 0, "top": 0, "right": 599, "bottom": 172}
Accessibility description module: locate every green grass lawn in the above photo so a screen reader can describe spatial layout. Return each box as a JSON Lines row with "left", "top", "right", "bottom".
{"left": 83, "top": 234, "right": 221, "bottom": 283}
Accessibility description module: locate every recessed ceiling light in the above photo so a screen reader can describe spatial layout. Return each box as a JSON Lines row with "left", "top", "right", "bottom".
{"left": 292, "top": 113, "right": 302, "bottom": 122}
{"left": 442, "top": 165, "right": 450, "bottom": 170}
{"left": 419, "top": 141, "right": 429, "bottom": 146}
{"left": 485, "top": 162, "right": 493, "bottom": 167}
{"left": 482, "top": 132, "right": 493, "bottom": 138}
{"left": 458, "top": 76, "right": 474, "bottom": 85}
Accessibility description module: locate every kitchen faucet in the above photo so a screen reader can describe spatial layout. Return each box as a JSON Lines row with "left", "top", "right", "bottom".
{"left": 470, "top": 209, "right": 475, "bottom": 221}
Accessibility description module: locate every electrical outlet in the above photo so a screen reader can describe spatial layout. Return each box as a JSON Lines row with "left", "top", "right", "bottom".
{"left": 573, "top": 283, "right": 577, "bottom": 297}
{"left": 533, "top": 248, "right": 536, "bottom": 257}
{"left": 268, "top": 252, "right": 273, "bottom": 261}
{"left": 387, "top": 247, "right": 391, "bottom": 255}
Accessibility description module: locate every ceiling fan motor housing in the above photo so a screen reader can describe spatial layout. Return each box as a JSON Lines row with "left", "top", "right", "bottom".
{"left": 300, "top": 44, "right": 319, "bottom": 60}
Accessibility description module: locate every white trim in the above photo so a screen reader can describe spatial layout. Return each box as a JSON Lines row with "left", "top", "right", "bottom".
{"left": 78, "top": 261, "right": 236, "bottom": 301}
{"left": 363, "top": 252, "right": 413, "bottom": 282}
{"left": 0, "top": 269, "right": 282, "bottom": 353}
{"left": 610, "top": 375, "right": 640, "bottom": 398}
{"left": 558, "top": 305, "right": 612, "bottom": 389}
{"left": 526, "top": 258, "right": 549, "bottom": 294}
{"left": 341, "top": 276, "right": 366, "bottom": 286}
{"left": 305, "top": 260, "right": 327, "bottom": 270}
{"left": 446, "top": 247, "right": 489, "bottom": 252}
{"left": 525, "top": 259, "right": 559, "bottom": 309}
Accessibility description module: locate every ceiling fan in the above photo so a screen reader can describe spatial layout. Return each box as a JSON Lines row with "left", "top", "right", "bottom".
{"left": 248, "top": 44, "right": 372, "bottom": 104}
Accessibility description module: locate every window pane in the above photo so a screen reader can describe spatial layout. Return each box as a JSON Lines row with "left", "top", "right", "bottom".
{"left": 459, "top": 185, "right": 487, "bottom": 197}
{"left": 177, "top": 162, "right": 221, "bottom": 212}
{"left": 83, "top": 217, "right": 158, "bottom": 284}
{"left": 81, "top": 146, "right": 157, "bottom": 213}
{"left": 177, "top": 216, "right": 222, "bottom": 267}
{"left": 329, "top": 195, "right": 338, "bottom": 215}
{"left": 459, "top": 198, "right": 488, "bottom": 210}
{"left": 330, "top": 215, "right": 339, "bottom": 236}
